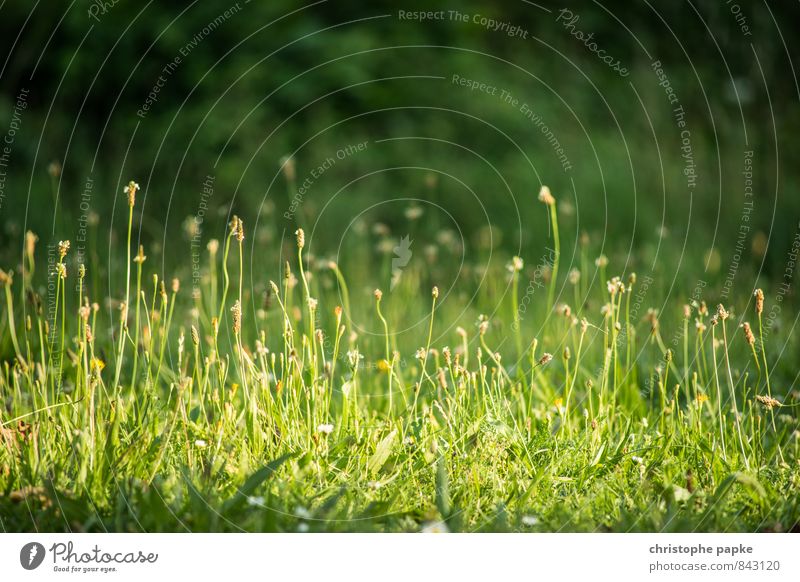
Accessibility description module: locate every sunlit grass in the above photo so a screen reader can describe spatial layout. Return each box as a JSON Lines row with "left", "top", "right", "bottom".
{"left": 0, "top": 181, "right": 798, "bottom": 533}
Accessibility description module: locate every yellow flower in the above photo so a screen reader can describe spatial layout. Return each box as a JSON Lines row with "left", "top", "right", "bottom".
{"left": 90, "top": 358, "right": 105, "bottom": 372}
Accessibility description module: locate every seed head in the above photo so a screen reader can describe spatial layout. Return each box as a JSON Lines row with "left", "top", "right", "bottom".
{"left": 716, "top": 304, "right": 729, "bottom": 321}
{"left": 374, "top": 288, "right": 383, "bottom": 301}
{"left": 79, "top": 264, "right": 86, "bottom": 278}
{"left": 538, "top": 185, "right": 555, "bottom": 206}
{"left": 207, "top": 239, "right": 219, "bottom": 255}
{"left": 741, "top": 322, "right": 755, "bottom": 346}
{"left": 595, "top": 254, "right": 609, "bottom": 268}
{"left": 755, "top": 394, "right": 780, "bottom": 409}
{"left": 124, "top": 181, "right": 139, "bottom": 206}
{"left": 25, "top": 231, "right": 38, "bottom": 258}
{"left": 58, "top": 240, "right": 70, "bottom": 259}
{"left": 645, "top": 308, "right": 659, "bottom": 334}
{"left": 437, "top": 367, "right": 447, "bottom": 390}
{"left": 191, "top": 325, "right": 200, "bottom": 346}
{"left": 133, "top": 245, "right": 146, "bottom": 264}
{"left": 432, "top": 286, "right": 439, "bottom": 299}
{"left": 442, "top": 346, "right": 451, "bottom": 366}
{"left": 754, "top": 289, "right": 764, "bottom": 315}
{"left": 508, "top": 256, "right": 523, "bottom": 273}
{"left": 280, "top": 155, "right": 296, "bottom": 182}
{"left": 295, "top": 228, "right": 305, "bottom": 249}
{"left": 568, "top": 268, "right": 581, "bottom": 285}
{"left": 231, "top": 300, "right": 242, "bottom": 334}
{"left": 171, "top": 278, "right": 180, "bottom": 293}
{"left": 538, "top": 353, "right": 553, "bottom": 366}
{"left": 235, "top": 217, "right": 245, "bottom": 242}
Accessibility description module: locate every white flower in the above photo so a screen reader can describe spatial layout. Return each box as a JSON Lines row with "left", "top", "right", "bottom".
{"left": 521, "top": 515, "right": 539, "bottom": 527}
{"left": 347, "top": 349, "right": 364, "bottom": 368}
{"left": 246, "top": 496, "right": 264, "bottom": 506}
{"left": 631, "top": 456, "right": 643, "bottom": 464}
{"left": 317, "top": 423, "right": 334, "bottom": 435}
{"left": 421, "top": 521, "right": 449, "bottom": 533}
{"left": 194, "top": 439, "right": 207, "bottom": 448}
{"left": 295, "top": 506, "right": 312, "bottom": 519}
{"left": 507, "top": 256, "right": 523, "bottom": 272}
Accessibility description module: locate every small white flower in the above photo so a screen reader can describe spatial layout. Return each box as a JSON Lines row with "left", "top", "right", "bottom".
{"left": 295, "top": 506, "right": 312, "bottom": 519}
{"left": 421, "top": 521, "right": 449, "bottom": 533}
{"left": 507, "top": 256, "right": 523, "bottom": 273}
{"left": 317, "top": 423, "right": 334, "bottom": 435}
{"left": 246, "top": 496, "right": 264, "bottom": 506}
{"left": 297, "top": 522, "right": 310, "bottom": 533}
{"left": 367, "top": 480, "right": 382, "bottom": 490}
{"left": 347, "top": 349, "right": 364, "bottom": 367}
{"left": 194, "top": 439, "right": 207, "bottom": 448}
{"left": 631, "top": 456, "right": 643, "bottom": 464}
{"left": 521, "top": 515, "right": 539, "bottom": 527}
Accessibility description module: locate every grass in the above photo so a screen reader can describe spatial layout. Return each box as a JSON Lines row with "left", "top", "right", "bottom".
{"left": 0, "top": 181, "right": 798, "bottom": 533}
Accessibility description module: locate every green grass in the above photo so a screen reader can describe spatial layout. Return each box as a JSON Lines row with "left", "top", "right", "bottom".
{"left": 0, "top": 183, "right": 798, "bottom": 533}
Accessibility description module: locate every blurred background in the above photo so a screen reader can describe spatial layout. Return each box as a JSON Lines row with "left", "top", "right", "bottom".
{"left": 0, "top": 0, "right": 799, "bottom": 328}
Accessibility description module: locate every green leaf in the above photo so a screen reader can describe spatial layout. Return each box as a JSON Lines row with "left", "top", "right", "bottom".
{"left": 435, "top": 455, "right": 451, "bottom": 518}
{"left": 223, "top": 452, "right": 294, "bottom": 512}
{"left": 368, "top": 430, "right": 397, "bottom": 476}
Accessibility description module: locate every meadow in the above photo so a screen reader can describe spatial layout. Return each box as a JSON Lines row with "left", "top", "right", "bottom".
{"left": 1, "top": 179, "right": 798, "bottom": 533}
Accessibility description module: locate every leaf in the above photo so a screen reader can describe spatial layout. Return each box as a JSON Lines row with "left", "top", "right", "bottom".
{"left": 223, "top": 452, "right": 294, "bottom": 512}
{"left": 435, "top": 455, "right": 451, "bottom": 518}
{"left": 590, "top": 442, "right": 606, "bottom": 467}
{"left": 716, "top": 472, "right": 767, "bottom": 506}
{"left": 368, "top": 430, "right": 397, "bottom": 476}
